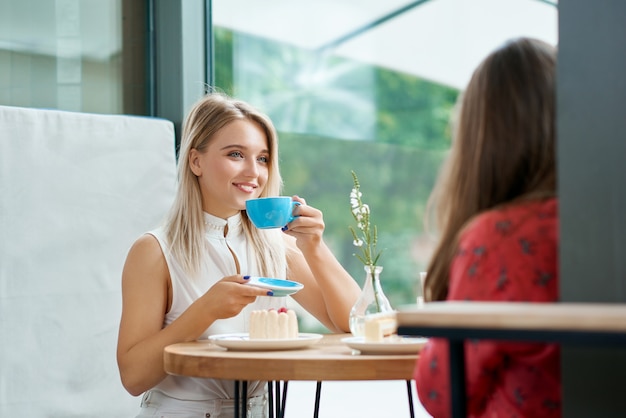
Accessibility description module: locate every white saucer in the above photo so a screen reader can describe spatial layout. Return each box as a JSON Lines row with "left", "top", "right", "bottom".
{"left": 209, "top": 333, "right": 322, "bottom": 351}
{"left": 342, "top": 336, "right": 428, "bottom": 355}
{"left": 246, "top": 277, "right": 304, "bottom": 297}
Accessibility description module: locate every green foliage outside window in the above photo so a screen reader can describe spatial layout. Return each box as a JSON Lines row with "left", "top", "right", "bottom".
{"left": 214, "top": 26, "right": 459, "bottom": 319}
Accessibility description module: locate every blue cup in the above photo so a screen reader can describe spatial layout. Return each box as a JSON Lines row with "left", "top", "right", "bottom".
{"left": 245, "top": 197, "right": 301, "bottom": 229}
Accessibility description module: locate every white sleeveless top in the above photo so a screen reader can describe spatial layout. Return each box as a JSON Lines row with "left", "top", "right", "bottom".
{"left": 149, "top": 212, "right": 284, "bottom": 400}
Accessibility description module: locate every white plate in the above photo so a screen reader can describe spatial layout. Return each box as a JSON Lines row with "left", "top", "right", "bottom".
{"left": 209, "top": 333, "right": 323, "bottom": 351}
{"left": 342, "top": 336, "right": 428, "bottom": 355}
{"left": 246, "top": 277, "right": 304, "bottom": 297}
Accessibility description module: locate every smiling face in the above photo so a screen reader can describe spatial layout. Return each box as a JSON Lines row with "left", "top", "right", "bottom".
{"left": 189, "top": 119, "right": 270, "bottom": 218}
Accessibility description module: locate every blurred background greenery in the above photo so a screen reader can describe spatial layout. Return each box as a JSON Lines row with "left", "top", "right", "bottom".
{"left": 215, "top": 27, "right": 459, "bottom": 331}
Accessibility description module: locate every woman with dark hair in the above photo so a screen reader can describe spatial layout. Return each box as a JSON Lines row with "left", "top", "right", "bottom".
{"left": 415, "top": 38, "right": 560, "bottom": 418}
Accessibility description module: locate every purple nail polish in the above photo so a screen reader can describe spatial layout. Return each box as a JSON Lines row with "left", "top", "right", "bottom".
{"left": 243, "top": 275, "right": 250, "bottom": 280}
{"left": 281, "top": 225, "right": 288, "bottom": 232}
{"left": 267, "top": 290, "right": 274, "bottom": 296}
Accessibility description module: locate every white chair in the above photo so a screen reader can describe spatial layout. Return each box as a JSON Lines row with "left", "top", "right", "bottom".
{"left": 0, "top": 106, "right": 176, "bottom": 416}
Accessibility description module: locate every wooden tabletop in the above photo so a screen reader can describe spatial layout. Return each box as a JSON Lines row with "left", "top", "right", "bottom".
{"left": 397, "top": 301, "right": 626, "bottom": 333}
{"left": 164, "top": 334, "right": 418, "bottom": 381}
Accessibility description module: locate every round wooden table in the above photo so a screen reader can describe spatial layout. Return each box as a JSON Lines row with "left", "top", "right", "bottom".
{"left": 164, "top": 333, "right": 420, "bottom": 418}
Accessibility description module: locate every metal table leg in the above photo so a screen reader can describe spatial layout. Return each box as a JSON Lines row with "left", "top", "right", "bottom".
{"left": 313, "top": 381, "right": 322, "bottom": 418}
{"left": 280, "top": 381, "right": 288, "bottom": 418}
{"left": 233, "top": 380, "right": 248, "bottom": 418}
{"left": 235, "top": 380, "right": 240, "bottom": 418}
{"left": 313, "top": 380, "right": 414, "bottom": 418}
{"left": 406, "top": 380, "right": 415, "bottom": 418}
{"left": 268, "top": 382, "right": 274, "bottom": 418}
{"left": 268, "top": 381, "right": 289, "bottom": 418}
{"left": 245, "top": 379, "right": 418, "bottom": 417}
{"left": 242, "top": 381, "right": 248, "bottom": 418}
{"left": 449, "top": 339, "right": 466, "bottom": 418}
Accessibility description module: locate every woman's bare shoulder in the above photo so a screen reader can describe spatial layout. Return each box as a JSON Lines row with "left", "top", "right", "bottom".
{"left": 123, "top": 233, "right": 168, "bottom": 283}
{"left": 130, "top": 232, "right": 161, "bottom": 251}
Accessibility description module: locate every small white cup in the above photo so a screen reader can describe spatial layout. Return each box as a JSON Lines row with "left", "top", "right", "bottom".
{"left": 417, "top": 271, "right": 427, "bottom": 307}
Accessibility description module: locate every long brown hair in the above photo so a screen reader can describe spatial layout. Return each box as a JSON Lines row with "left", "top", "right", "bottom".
{"left": 165, "top": 92, "right": 286, "bottom": 279}
{"left": 424, "top": 37, "right": 557, "bottom": 301}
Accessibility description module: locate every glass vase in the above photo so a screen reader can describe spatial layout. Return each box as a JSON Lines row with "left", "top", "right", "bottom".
{"left": 349, "top": 265, "right": 394, "bottom": 337}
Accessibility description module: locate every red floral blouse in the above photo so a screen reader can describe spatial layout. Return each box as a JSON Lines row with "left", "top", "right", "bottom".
{"left": 414, "top": 198, "right": 560, "bottom": 418}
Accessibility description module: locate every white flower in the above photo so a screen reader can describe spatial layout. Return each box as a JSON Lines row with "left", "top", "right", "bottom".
{"left": 348, "top": 170, "right": 383, "bottom": 270}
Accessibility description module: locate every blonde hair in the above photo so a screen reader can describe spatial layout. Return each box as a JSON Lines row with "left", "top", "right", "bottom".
{"left": 165, "top": 92, "right": 286, "bottom": 279}
{"left": 424, "top": 38, "right": 557, "bottom": 301}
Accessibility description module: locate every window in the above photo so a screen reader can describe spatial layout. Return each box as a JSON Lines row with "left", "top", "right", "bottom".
{"left": 0, "top": 0, "right": 147, "bottom": 115}
{"left": 212, "top": 0, "right": 557, "bottom": 330}
{"left": 0, "top": 0, "right": 557, "bottom": 330}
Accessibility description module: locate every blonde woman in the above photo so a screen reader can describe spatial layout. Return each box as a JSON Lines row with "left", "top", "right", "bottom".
{"left": 415, "top": 38, "right": 559, "bottom": 418}
{"left": 117, "top": 92, "right": 360, "bottom": 417}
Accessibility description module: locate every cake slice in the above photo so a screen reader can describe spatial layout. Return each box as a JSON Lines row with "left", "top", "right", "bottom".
{"left": 364, "top": 312, "right": 397, "bottom": 342}
{"left": 249, "top": 307, "right": 298, "bottom": 340}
